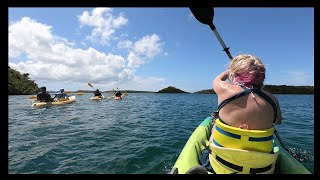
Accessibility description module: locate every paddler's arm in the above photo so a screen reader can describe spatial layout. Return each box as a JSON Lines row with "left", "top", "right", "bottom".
{"left": 213, "top": 69, "right": 230, "bottom": 94}
{"left": 51, "top": 94, "right": 57, "bottom": 102}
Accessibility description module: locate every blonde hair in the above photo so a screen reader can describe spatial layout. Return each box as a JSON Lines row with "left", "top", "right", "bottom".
{"left": 228, "top": 54, "right": 266, "bottom": 89}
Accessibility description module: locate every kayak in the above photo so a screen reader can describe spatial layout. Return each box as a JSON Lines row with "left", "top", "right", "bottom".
{"left": 169, "top": 116, "right": 311, "bottom": 174}
{"left": 114, "top": 96, "right": 122, "bottom": 100}
{"left": 90, "top": 96, "right": 103, "bottom": 100}
{"left": 31, "top": 95, "right": 76, "bottom": 108}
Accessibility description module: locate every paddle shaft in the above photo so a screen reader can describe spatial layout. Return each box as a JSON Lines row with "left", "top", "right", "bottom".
{"left": 208, "top": 23, "right": 233, "bottom": 60}
{"left": 274, "top": 129, "right": 289, "bottom": 151}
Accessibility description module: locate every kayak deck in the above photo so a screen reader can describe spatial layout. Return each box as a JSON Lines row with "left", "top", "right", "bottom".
{"left": 90, "top": 96, "right": 103, "bottom": 100}
{"left": 169, "top": 116, "right": 310, "bottom": 174}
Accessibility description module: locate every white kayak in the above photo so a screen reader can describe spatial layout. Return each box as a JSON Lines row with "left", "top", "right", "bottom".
{"left": 31, "top": 96, "right": 76, "bottom": 108}
{"left": 90, "top": 95, "right": 104, "bottom": 100}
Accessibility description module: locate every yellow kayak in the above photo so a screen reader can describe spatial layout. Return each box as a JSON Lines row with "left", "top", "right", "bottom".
{"left": 31, "top": 96, "right": 76, "bottom": 108}
{"left": 90, "top": 96, "right": 103, "bottom": 100}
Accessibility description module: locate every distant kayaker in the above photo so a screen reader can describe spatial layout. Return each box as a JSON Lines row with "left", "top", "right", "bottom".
{"left": 37, "top": 86, "right": 53, "bottom": 102}
{"left": 55, "top": 88, "right": 69, "bottom": 100}
{"left": 93, "top": 89, "right": 102, "bottom": 97}
{"left": 200, "top": 54, "right": 283, "bottom": 174}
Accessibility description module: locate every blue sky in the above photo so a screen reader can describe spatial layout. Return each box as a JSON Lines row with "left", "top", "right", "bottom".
{"left": 8, "top": 8, "right": 314, "bottom": 92}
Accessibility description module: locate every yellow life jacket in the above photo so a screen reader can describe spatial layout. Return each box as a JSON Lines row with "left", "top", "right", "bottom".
{"left": 208, "top": 143, "right": 279, "bottom": 174}
{"left": 213, "top": 118, "right": 275, "bottom": 153}
{"left": 209, "top": 118, "right": 278, "bottom": 174}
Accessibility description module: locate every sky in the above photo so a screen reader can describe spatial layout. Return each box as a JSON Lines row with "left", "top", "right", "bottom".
{"left": 8, "top": 8, "right": 314, "bottom": 92}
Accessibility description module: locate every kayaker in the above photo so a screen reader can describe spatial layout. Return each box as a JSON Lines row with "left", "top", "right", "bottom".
{"left": 37, "top": 86, "right": 53, "bottom": 102}
{"left": 200, "top": 54, "right": 283, "bottom": 174}
{"left": 55, "top": 88, "right": 69, "bottom": 100}
{"left": 114, "top": 88, "right": 122, "bottom": 97}
{"left": 93, "top": 89, "right": 102, "bottom": 97}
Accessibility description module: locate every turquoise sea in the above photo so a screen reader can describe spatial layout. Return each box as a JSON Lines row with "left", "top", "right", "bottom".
{"left": 8, "top": 93, "right": 314, "bottom": 174}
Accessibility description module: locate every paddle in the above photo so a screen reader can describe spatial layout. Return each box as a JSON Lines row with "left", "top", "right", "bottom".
{"left": 190, "top": 8, "right": 233, "bottom": 60}
{"left": 65, "top": 91, "right": 84, "bottom": 96}
{"left": 108, "top": 95, "right": 114, "bottom": 99}
{"left": 108, "top": 89, "right": 115, "bottom": 99}
{"left": 189, "top": 7, "right": 289, "bottom": 152}
{"left": 88, "top": 82, "right": 95, "bottom": 90}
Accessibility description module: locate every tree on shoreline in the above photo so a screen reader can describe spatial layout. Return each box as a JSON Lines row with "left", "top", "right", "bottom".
{"left": 8, "top": 66, "right": 40, "bottom": 95}
{"left": 8, "top": 66, "right": 313, "bottom": 95}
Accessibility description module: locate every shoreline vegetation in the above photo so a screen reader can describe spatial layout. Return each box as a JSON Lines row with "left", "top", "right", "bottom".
{"left": 9, "top": 67, "right": 314, "bottom": 95}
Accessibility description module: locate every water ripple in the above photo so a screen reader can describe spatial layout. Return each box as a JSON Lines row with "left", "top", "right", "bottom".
{"left": 9, "top": 94, "right": 314, "bottom": 174}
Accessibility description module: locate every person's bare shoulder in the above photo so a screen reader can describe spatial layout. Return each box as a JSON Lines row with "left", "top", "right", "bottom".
{"left": 213, "top": 81, "right": 230, "bottom": 94}
{"left": 216, "top": 83, "right": 244, "bottom": 102}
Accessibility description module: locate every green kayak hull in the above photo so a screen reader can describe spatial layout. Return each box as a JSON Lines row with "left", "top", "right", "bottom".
{"left": 169, "top": 117, "right": 311, "bottom": 174}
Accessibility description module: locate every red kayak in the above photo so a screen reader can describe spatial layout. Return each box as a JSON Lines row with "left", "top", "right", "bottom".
{"left": 114, "top": 96, "right": 122, "bottom": 100}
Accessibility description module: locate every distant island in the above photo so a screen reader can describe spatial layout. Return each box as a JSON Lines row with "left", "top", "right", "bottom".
{"left": 156, "top": 86, "right": 189, "bottom": 93}
{"left": 75, "top": 90, "right": 154, "bottom": 93}
{"left": 72, "top": 85, "right": 314, "bottom": 95}
{"left": 8, "top": 67, "right": 314, "bottom": 95}
{"left": 194, "top": 89, "right": 215, "bottom": 94}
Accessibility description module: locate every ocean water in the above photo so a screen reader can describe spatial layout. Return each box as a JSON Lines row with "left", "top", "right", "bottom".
{"left": 8, "top": 93, "right": 314, "bottom": 174}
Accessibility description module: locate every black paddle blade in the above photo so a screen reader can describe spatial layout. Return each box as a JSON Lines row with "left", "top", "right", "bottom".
{"left": 189, "top": 8, "right": 214, "bottom": 25}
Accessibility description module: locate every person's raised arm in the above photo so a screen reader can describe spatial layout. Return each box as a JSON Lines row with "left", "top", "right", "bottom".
{"left": 213, "top": 69, "right": 230, "bottom": 94}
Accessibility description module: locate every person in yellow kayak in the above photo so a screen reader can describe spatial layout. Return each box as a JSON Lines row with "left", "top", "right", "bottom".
{"left": 198, "top": 54, "right": 283, "bottom": 174}
{"left": 37, "top": 86, "right": 54, "bottom": 102}
{"left": 54, "top": 88, "right": 69, "bottom": 101}
{"left": 93, "top": 89, "right": 103, "bottom": 98}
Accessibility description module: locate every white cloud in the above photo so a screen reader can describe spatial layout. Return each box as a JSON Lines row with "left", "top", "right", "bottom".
{"left": 9, "top": 17, "right": 54, "bottom": 57}
{"left": 78, "top": 8, "right": 128, "bottom": 46}
{"left": 117, "top": 40, "right": 133, "bottom": 49}
{"left": 123, "top": 34, "right": 164, "bottom": 70}
{"left": 9, "top": 15, "right": 165, "bottom": 91}
{"left": 9, "top": 17, "right": 125, "bottom": 84}
{"left": 127, "top": 52, "right": 144, "bottom": 69}
{"left": 133, "top": 34, "right": 163, "bottom": 59}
